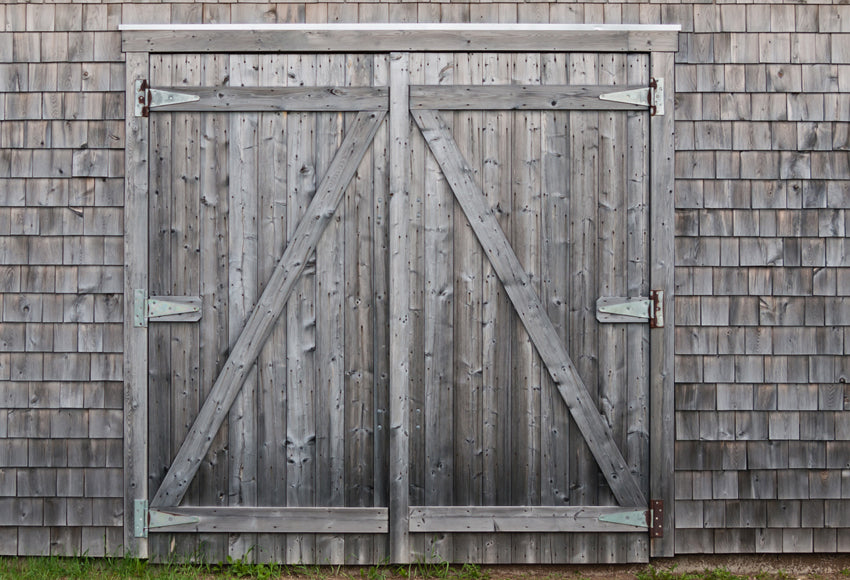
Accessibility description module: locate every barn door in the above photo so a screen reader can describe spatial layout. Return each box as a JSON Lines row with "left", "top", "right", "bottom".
{"left": 130, "top": 48, "right": 667, "bottom": 566}
{"left": 401, "top": 52, "right": 658, "bottom": 564}
{"left": 139, "top": 53, "right": 393, "bottom": 564}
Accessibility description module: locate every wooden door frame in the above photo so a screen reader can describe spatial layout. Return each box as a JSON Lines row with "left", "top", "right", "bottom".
{"left": 123, "top": 24, "right": 678, "bottom": 560}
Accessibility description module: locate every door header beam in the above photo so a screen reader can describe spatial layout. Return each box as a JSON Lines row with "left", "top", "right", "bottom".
{"left": 121, "top": 24, "right": 680, "bottom": 54}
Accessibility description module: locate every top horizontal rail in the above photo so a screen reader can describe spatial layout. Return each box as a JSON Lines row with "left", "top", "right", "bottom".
{"left": 121, "top": 24, "right": 680, "bottom": 54}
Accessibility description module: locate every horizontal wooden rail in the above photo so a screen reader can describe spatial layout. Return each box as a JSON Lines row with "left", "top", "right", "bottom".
{"left": 146, "top": 86, "right": 389, "bottom": 112}
{"left": 409, "top": 506, "right": 649, "bottom": 533}
{"left": 122, "top": 26, "right": 679, "bottom": 54}
{"left": 148, "top": 507, "right": 389, "bottom": 534}
{"left": 410, "top": 85, "right": 647, "bottom": 111}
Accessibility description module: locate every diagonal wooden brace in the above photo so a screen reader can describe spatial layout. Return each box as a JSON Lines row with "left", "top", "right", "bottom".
{"left": 152, "top": 110, "right": 386, "bottom": 508}
{"left": 413, "top": 108, "right": 646, "bottom": 508}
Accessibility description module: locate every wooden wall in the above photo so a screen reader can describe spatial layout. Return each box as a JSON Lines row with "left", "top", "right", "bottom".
{"left": 0, "top": 0, "right": 849, "bottom": 558}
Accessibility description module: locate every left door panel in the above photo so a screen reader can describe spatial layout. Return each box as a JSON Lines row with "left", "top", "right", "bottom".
{"left": 146, "top": 53, "right": 391, "bottom": 565}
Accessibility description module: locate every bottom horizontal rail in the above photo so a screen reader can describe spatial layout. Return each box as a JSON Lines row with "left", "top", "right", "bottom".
{"left": 147, "top": 507, "right": 389, "bottom": 534}
{"left": 409, "top": 506, "right": 649, "bottom": 533}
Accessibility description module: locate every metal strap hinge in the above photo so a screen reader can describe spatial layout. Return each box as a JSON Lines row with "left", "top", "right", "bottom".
{"left": 134, "top": 500, "right": 201, "bottom": 537}
{"left": 596, "top": 290, "right": 664, "bottom": 328}
{"left": 134, "top": 289, "right": 202, "bottom": 327}
{"left": 598, "top": 509, "right": 649, "bottom": 529}
{"left": 134, "top": 80, "right": 200, "bottom": 117}
{"left": 134, "top": 499, "right": 148, "bottom": 538}
{"left": 599, "top": 77, "right": 664, "bottom": 116}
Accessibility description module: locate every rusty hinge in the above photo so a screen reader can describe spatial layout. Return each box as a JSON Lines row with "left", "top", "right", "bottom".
{"left": 134, "top": 79, "right": 150, "bottom": 117}
{"left": 649, "top": 499, "right": 664, "bottom": 538}
{"left": 596, "top": 290, "right": 664, "bottom": 328}
{"left": 599, "top": 77, "right": 664, "bottom": 116}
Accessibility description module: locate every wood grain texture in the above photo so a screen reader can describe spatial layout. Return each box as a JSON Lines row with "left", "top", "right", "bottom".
{"left": 145, "top": 86, "right": 388, "bottom": 112}
{"left": 388, "top": 52, "right": 411, "bottom": 565}
{"left": 150, "top": 109, "right": 386, "bottom": 509}
{"left": 255, "top": 52, "right": 287, "bottom": 565}
{"left": 409, "top": 506, "right": 649, "bottom": 533}
{"left": 147, "top": 53, "right": 175, "bottom": 562}
{"left": 147, "top": 507, "right": 388, "bottom": 534}
{"left": 196, "top": 53, "right": 231, "bottom": 565}
{"left": 410, "top": 85, "right": 648, "bottom": 111}
{"left": 227, "top": 53, "right": 260, "bottom": 562}
{"left": 413, "top": 108, "right": 646, "bottom": 508}
{"left": 123, "top": 50, "right": 149, "bottom": 559}
{"left": 122, "top": 28, "right": 680, "bottom": 54}
{"left": 649, "top": 50, "right": 676, "bottom": 559}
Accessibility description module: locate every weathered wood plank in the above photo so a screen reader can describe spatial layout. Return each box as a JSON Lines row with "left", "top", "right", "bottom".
{"left": 452, "top": 50, "right": 483, "bottom": 564}
{"left": 408, "top": 506, "right": 649, "bottom": 533}
{"left": 123, "top": 50, "right": 149, "bottom": 559}
{"left": 369, "top": 52, "right": 392, "bottom": 566}
{"left": 567, "top": 53, "right": 600, "bottom": 563}
{"left": 170, "top": 52, "right": 203, "bottom": 559}
{"left": 510, "top": 51, "right": 543, "bottom": 565}
{"left": 147, "top": 53, "right": 175, "bottom": 563}
{"left": 150, "top": 109, "right": 386, "bottom": 508}
{"left": 388, "top": 52, "right": 411, "bottom": 565}
{"left": 649, "top": 50, "right": 676, "bottom": 558}
{"left": 480, "top": 50, "right": 515, "bottom": 566}
{"left": 540, "top": 54, "right": 571, "bottom": 519}
{"left": 148, "top": 507, "right": 389, "bottom": 534}
{"left": 406, "top": 52, "right": 427, "bottom": 525}
{"left": 409, "top": 85, "right": 647, "bottom": 111}
{"left": 228, "top": 53, "right": 260, "bottom": 562}
{"left": 314, "top": 53, "right": 346, "bottom": 566}
{"left": 413, "top": 108, "right": 646, "bottom": 508}
{"left": 145, "top": 86, "right": 388, "bottom": 112}
{"left": 623, "top": 51, "right": 651, "bottom": 564}
{"left": 422, "top": 53, "right": 454, "bottom": 527}
{"left": 596, "top": 52, "right": 629, "bottom": 565}
{"left": 284, "top": 52, "right": 318, "bottom": 565}
{"left": 255, "top": 53, "right": 288, "bottom": 566}
{"left": 197, "top": 52, "right": 231, "bottom": 565}
{"left": 122, "top": 27, "right": 680, "bottom": 54}
{"left": 342, "top": 52, "right": 376, "bottom": 566}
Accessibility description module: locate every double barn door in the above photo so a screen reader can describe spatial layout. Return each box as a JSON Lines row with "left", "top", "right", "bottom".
{"left": 124, "top": 30, "right": 675, "bottom": 565}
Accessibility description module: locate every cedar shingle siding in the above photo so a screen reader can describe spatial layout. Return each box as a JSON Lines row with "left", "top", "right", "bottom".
{"left": 1, "top": 0, "right": 849, "bottom": 558}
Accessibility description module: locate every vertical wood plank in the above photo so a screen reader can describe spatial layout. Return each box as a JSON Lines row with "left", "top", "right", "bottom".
{"left": 148, "top": 53, "right": 174, "bottom": 563}
{"left": 625, "top": 51, "right": 651, "bottom": 564}
{"left": 228, "top": 53, "right": 260, "bottom": 563}
{"left": 481, "top": 51, "right": 514, "bottom": 566}
{"left": 344, "top": 54, "right": 380, "bottom": 564}
{"left": 197, "top": 52, "right": 231, "bottom": 565}
{"left": 406, "top": 51, "right": 425, "bottom": 563}
{"left": 511, "top": 51, "right": 543, "bottom": 564}
{"left": 596, "top": 52, "right": 628, "bottom": 565}
{"left": 123, "top": 50, "right": 149, "bottom": 559}
{"left": 567, "top": 52, "right": 599, "bottom": 563}
{"left": 285, "top": 52, "right": 317, "bottom": 564}
{"left": 315, "top": 51, "right": 345, "bottom": 566}
{"left": 423, "top": 50, "right": 455, "bottom": 565}
{"left": 540, "top": 51, "right": 570, "bottom": 564}
{"left": 344, "top": 52, "right": 375, "bottom": 565}
{"left": 406, "top": 48, "right": 426, "bottom": 518}
{"left": 169, "top": 52, "right": 202, "bottom": 558}
{"left": 650, "top": 50, "right": 676, "bottom": 559}
{"left": 256, "top": 52, "right": 287, "bottom": 565}
{"left": 370, "top": 52, "right": 391, "bottom": 565}
{"left": 452, "top": 50, "right": 483, "bottom": 564}
{"left": 388, "top": 51, "right": 411, "bottom": 565}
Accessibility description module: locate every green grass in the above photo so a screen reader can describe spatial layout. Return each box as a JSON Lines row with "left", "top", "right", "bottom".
{"left": 0, "top": 556, "right": 494, "bottom": 580}
{"left": 0, "top": 558, "right": 833, "bottom": 580}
